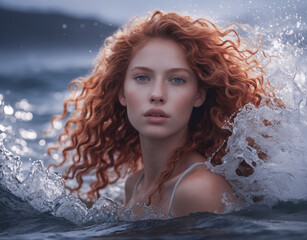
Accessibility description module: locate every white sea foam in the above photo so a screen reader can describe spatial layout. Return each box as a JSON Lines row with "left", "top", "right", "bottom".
{"left": 0, "top": 139, "right": 135, "bottom": 225}
{"left": 207, "top": 29, "right": 307, "bottom": 209}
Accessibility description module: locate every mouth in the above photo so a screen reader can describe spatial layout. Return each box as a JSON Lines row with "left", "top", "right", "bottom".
{"left": 144, "top": 109, "right": 169, "bottom": 118}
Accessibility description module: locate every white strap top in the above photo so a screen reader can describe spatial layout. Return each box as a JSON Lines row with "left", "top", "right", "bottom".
{"left": 131, "top": 171, "right": 144, "bottom": 197}
{"left": 132, "top": 161, "right": 207, "bottom": 216}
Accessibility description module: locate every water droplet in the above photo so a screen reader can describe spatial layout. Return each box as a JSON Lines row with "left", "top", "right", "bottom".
{"left": 53, "top": 120, "right": 62, "bottom": 130}
{"left": 4, "top": 105, "right": 14, "bottom": 115}
{"left": 19, "top": 128, "right": 37, "bottom": 140}
{"left": 0, "top": 124, "right": 6, "bottom": 132}
{"left": 15, "top": 99, "right": 33, "bottom": 111}
{"left": 52, "top": 154, "right": 59, "bottom": 160}
{"left": 0, "top": 133, "right": 6, "bottom": 140}
{"left": 39, "top": 139, "right": 46, "bottom": 146}
{"left": 15, "top": 111, "right": 33, "bottom": 121}
{"left": 286, "top": 29, "right": 294, "bottom": 35}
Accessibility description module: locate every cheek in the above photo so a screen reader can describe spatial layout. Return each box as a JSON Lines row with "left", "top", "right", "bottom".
{"left": 123, "top": 81, "right": 140, "bottom": 109}
{"left": 124, "top": 88, "right": 144, "bottom": 126}
{"left": 125, "top": 88, "right": 142, "bottom": 110}
{"left": 172, "top": 89, "right": 198, "bottom": 117}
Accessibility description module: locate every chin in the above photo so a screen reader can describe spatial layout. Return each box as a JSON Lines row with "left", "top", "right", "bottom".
{"left": 140, "top": 127, "right": 186, "bottom": 141}
{"left": 141, "top": 132, "right": 171, "bottom": 140}
{"left": 139, "top": 129, "right": 174, "bottom": 139}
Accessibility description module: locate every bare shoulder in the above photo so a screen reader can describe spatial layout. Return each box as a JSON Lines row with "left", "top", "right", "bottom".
{"left": 124, "top": 170, "right": 143, "bottom": 205}
{"left": 170, "top": 165, "right": 234, "bottom": 217}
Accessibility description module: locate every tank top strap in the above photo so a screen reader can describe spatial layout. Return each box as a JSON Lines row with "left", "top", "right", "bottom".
{"left": 167, "top": 162, "right": 207, "bottom": 216}
{"left": 132, "top": 171, "right": 144, "bottom": 197}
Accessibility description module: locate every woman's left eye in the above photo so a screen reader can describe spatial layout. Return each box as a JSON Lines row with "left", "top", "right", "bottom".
{"left": 171, "top": 77, "right": 185, "bottom": 84}
{"left": 135, "top": 75, "right": 148, "bottom": 81}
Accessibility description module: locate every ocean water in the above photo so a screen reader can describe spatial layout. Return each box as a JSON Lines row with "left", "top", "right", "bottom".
{"left": 1, "top": 2, "right": 307, "bottom": 239}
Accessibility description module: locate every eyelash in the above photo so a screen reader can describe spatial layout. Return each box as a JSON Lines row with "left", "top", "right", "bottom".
{"left": 171, "top": 77, "right": 185, "bottom": 84}
{"left": 135, "top": 75, "right": 148, "bottom": 82}
{"left": 134, "top": 74, "right": 186, "bottom": 85}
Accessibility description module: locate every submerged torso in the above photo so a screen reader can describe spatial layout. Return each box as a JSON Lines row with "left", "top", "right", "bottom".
{"left": 126, "top": 161, "right": 208, "bottom": 217}
{"left": 124, "top": 151, "right": 219, "bottom": 218}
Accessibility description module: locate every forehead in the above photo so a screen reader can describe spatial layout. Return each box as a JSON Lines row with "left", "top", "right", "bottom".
{"left": 127, "top": 38, "right": 191, "bottom": 70}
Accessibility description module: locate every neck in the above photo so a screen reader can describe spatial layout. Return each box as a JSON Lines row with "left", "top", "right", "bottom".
{"left": 139, "top": 128, "right": 188, "bottom": 188}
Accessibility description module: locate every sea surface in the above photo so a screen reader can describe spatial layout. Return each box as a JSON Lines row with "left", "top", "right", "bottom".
{"left": 1, "top": 1, "right": 307, "bottom": 239}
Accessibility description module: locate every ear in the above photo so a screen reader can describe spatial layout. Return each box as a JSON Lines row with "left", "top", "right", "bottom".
{"left": 193, "top": 87, "right": 207, "bottom": 107}
{"left": 118, "top": 87, "right": 127, "bottom": 106}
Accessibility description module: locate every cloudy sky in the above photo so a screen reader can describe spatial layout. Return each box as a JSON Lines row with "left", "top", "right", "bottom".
{"left": 0, "top": 0, "right": 304, "bottom": 25}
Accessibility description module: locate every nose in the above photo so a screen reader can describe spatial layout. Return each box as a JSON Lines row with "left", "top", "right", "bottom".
{"left": 150, "top": 79, "right": 166, "bottom": 104}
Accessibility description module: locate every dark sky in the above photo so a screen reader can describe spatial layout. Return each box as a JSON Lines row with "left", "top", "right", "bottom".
{"left": 0, "top": 0, "right": 305, "bottom": 25}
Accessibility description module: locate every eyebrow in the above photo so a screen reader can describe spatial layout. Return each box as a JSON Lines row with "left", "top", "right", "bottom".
{"left": 130, "top": 66, "right": 193, "bottom": 75}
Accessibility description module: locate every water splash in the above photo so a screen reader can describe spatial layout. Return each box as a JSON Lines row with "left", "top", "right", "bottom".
{"left": 0, "top": 137, "right": 137, "bottom": 225}
{"left": 206, "top": 23, "right": 307, "bottom": 208}
{"left": 208, "top": 102, "right": 307, "bottom": 207}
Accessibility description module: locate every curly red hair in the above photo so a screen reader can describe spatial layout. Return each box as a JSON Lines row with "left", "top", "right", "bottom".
{"left": 48, "top": 10, "right": 268, "bottom": 202}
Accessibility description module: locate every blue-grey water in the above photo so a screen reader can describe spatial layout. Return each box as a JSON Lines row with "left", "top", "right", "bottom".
{"left": 1, "top": 2, "right": 307, "bottom": 239}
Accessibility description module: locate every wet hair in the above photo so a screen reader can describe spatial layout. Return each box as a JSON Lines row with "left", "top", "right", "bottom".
{"left": 48, "top": 10, "right": 269, "bottom": 202}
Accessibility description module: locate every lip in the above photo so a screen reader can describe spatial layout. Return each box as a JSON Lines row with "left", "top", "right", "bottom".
{"left": 144, "top": 108, "right": 169, "bottom": 124}
{"left": 144, "top": 108, "right": 169, "bottom": 118}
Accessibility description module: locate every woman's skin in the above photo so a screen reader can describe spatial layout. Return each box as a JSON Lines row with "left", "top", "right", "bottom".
{"left": 119, "top": 38, "right": 234, "bottom": 217}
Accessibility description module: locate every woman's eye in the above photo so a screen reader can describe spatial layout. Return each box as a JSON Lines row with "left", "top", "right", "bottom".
{"left": 171, "top": 77, "right": 185, "bottom": 84}
{"left": 135, "top": 75, "right": 148, "bottom": 82}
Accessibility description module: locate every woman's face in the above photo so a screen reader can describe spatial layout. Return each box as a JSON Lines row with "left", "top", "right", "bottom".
{"left": 119, "top": 38, "right": 206, "bottom": 140}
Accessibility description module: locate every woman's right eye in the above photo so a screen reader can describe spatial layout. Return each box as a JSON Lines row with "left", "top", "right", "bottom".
{"left": 135, "top": 75, "right": 148, "bottom": 82}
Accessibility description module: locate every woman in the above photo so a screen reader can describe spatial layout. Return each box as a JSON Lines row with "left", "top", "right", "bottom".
{"left": 48, "top": 10, "right": 267, "bottom": 218}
